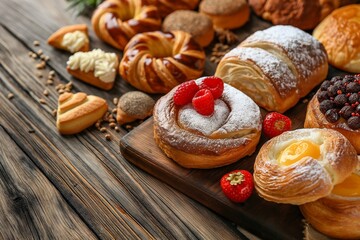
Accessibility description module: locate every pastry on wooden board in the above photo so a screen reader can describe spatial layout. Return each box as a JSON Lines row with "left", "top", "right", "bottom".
{"left": 91, "top": 0, "right": 161, "bottom": 50}
{"left": 162, "top": 10, "right": 214, "bottom": 47}
{"left": 313, "top": 4, "right": 360, "bottom": 73}
{"left": 304, "top": 74, "right": 360, "bottom": 154}
{"left": 215, "top": 25, "right": 328, "bottom": 113}
{"left": 119, "top": 30, "right": 205, "bottom": 94}
{"left": 253, "top": 128, "right": 358, "bottom": 205}
{"left": 47, "top": 24, "right": 90, "bottom": 53}
{"left": 248, "top": 0, "right": 358, "bottom": 30}
{"left": 199, "top": 0, "right": 250, "bottom": 30}
{"left": 57, "top": 92, "right": 108, "bottom": 135}
{"left": 67, "top": 49, "right": 119, "bottom": 90}
{"left": 153, "top": 77, "right": 262, "bottom": 169}
{"left": 116, "top": 91, "right": 155, "bottom": 125}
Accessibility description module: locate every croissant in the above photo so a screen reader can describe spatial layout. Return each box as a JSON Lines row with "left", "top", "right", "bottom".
{"left": 91, "top": 0, "right": 161, "bottom": 50}
{"left": 57, "top": 92, "right": 108, "bottom": 135}
{"left": 153, "top": 77, "right": 262, "bottom": 169}
{"left": 215, "top": 25, "right": 328, "bottom": 113}
{"left": 147, "top": 0, "right": 200, "bottom": 17}
{"left": 119, "top": 30, "right": 206, "bottom": 94}
{"left": 253, "top": 128, "right": 358, "bottom": 205}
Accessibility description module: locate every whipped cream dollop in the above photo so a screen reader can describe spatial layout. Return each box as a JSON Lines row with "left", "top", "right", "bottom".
{"left": 61, "top": 31, "right": 88, "bottom": 53}
{"left": 67, "top": 49, "right": 117, "bottom": 83}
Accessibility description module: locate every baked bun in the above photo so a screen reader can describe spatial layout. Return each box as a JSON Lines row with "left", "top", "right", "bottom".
{"left": 67, "top": 49, "right": 119, "bottom": 90}
{"left": 215, "top": 25, "right": 328, "bottom": 113}
{"left": 199, "top": 0, "right": 250, "bottom": 30}
{"left": 300, "top": 166, "right": 360, "bottom": 239}
{"left": 313, "top": 4, "right": 360, "bottom": 73}
{"left": 148, "top": 0, "right": 199, "bottom": 17}
{"left": 57, "top": 92, "right": 108, "bottom": 135}
{"left": 91, "top": 0, "right": 161, "bottom": 50}
{"left": 48, "top": 24, "right": 90, "bottom": 53}
{"left": 116, "top": 91, "right": 155, "bottom": 125}
{"left": 254, "top": 128, "right": 358, "bottom": 205}
{"left": 153, "top": 77, "right": 262, "bottom": 169}
{"left": 304, "top": 74, "right": 360, "bottom": 154}
{"left": 119, "top": 31, "right": 205, "bottom": 94}
{"left": 162, "top": 10, "right": 214, "bottom": 47}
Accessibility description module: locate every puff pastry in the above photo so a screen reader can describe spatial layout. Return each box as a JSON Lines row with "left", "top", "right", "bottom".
{"left": 47, "top": 24, "right": 90, "bottom": 53}
{"left": 300, "top": 166, "right": 360, "bottom": 239}
{"left": 153, "top": 77, "right": 262, "bottom": 169}
{"left": 57, "top": 92, "right": 108, "bottom": 135}
{"left": 253, "top": 128, "right": 358, "bottom": 205}
{"left": 215, "top": 25, "right": 328, "bottom": 113}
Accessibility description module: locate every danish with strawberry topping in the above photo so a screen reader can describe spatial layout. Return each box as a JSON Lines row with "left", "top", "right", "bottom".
{"left": 153, "top": 76, "right": 262, "bottom": 169}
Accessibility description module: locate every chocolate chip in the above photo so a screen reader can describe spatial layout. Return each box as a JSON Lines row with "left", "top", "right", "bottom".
{"left": 325, "top": 109, "right": 340, "bottom": 123}
{"left": 334, "top": 94, "right": 347, "bottom": 106}
{"left": 347, "top": 116, "right": 360, "bottom": 130}
{"left": 340, "top": 106, "right": 354, "bottom": 120}
{"left": 319, "top": 100, "right": 334, "bottom": 114}
{"left": 348, "top": 93, "right": 359, "bottom": 104}
{"left": 317, "top": 91, "right": 328, "bottom": 102}
{"left": 320, "top": 80, "right": 331, "bottom": 90}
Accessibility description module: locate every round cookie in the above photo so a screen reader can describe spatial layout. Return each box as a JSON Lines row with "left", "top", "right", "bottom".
{"left": 162, "top": 10, "right": 214, "bottom": 47}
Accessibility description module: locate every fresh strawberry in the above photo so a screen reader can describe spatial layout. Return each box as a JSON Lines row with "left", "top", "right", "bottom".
{"left": 173, "top": 80, "right": 199, "bottom": 106}
{"left": 263, "top": 112, "right": 292, "bottom": 138}
{"left": 200, "top": 76, "right": 224, "bottom": 99}
{"left": 192, "top": 89, "right": 214, "bottom": 115}
{"left": 220, "top": 170, "right": 254, "bottom": 203}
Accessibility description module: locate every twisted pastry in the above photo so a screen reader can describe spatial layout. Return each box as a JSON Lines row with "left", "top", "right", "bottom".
{"left": 119, "top": 31, "right": 205, "bottom": 93}
{"left": 254, "top": 128, "right": 358, "bottom": 205}
{"left": 153, "top": 77, "right": 262, "bottom": 169}
{"left": 148, "top": 0, "right": 200, "bottom": 17}
{"left": 91, "top": 0, "right": 161, "bottom": 50}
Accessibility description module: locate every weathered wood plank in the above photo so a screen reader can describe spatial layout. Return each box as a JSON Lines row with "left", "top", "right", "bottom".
{"left": 0, "top": 4, "right": 246, "bottom": 239}
{"left": 0, "top": 125, "right": 97, "bottom": 240}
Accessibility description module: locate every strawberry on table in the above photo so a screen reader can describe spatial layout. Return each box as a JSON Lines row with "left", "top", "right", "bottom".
{"left": 220, "top": 170, "right": 254, "bottom": 203}
{"left": 263, "top": 112, "right": 292, "bottom": 138}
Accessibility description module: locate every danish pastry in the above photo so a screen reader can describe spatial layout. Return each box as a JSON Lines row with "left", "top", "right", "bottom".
{"left": 47, "top": 24, "right": 90, "bottom": 53}
{"left": 67, "top": 49, "right": 119, "bottom": 90}
{"left": 91, "top": 0, "right": 161, "bottom": 50}
{"left": 253, "top": 128, "right": 358, "bottom": 205}
{"left": 119, "top": 31, "right": 205, "bottom": 94}
{"left": 148, "top": 0, "right": 200, "bottom": 17}
{"left": 304, "top": 74, "right": 360, "bottom": 154}
{"left": 57, "top": 92, "right": 108, "bottom": 135}
{"left": 153, "top": 77, "right": 262, "bottom": 169}
{"left": 300, "top": 166, "right": 360, "bottom": 239}
{"left": 313, "top": 4, "right": 360, "bottom": 73}
{"left": 215, "top": 25, "right": 328, "bottom": 113}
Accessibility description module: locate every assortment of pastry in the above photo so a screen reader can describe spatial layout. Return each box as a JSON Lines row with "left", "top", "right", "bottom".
{"left": 46, "top": 1, "right": 360, "bottom": 238}
{"left": 313, "top": 4, "right": 360, "bottom": 73}
{"left": 215, "top": 25, "right": 328, "bottom": 113}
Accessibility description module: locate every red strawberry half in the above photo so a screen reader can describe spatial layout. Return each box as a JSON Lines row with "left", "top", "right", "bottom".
{"left": 200, "top": 76, "right": 224, "bottom": 99}
{"left": 173, "top": 80, "right": 199, "bottom": 106}
{"left": 263, "top": 112, "right": 292, "bottom": 138}
{"left": 192, "top": 89, "right": 214, "bottom": 116}
{"left": 220, "top": 170, "right": 254, "bottom": 203}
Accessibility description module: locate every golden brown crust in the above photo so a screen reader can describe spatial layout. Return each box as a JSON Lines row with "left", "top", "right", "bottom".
{"left": 119, "top": 31, "right": 205, "bottom": 94}
{"left": 57, "top": 92, "right": 108, "bottom": 135}
{"left": 91, "top": 0, "right": 161, "bottom": 50}
{"left": 304, "top": 92, "right": 360, "bottom": 154}
{"left": 199, "top": 0, "right": 250, "bottom": 29}
{"left": 313, "top": 4, "right": 360, "bottom": 73}
{"left": 153, "top": 78, "right": 262, "bottom": 169}
{"left": 162, "top": 10, "right": 214, "bottom": 47}
{"left": 147, "top": 0, "right": 200, "bottom": 17}
{"left": 47, "top": 24, "right": 90, "bottom": 52}
{"left": 253, "top": 128, "right": 358, "bottom": 205}
{"left": 215, "top": 25, "right": 328, "bottom": 113}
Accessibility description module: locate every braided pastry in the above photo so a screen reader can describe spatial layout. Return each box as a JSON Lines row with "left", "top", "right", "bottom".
{"left": 91, "top": 0, "right": 161, "bottom": 50}
{"left": 148, "top": 0, "right": 200, "bottom": 17}
{"left": 119, "top": 31, "right": 206, "bottom": 93}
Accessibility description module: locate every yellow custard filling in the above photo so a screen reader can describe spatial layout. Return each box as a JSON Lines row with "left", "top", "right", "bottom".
{"left": 332, "top": 173, "right": 360, "bottom": 197}
{"left": 278, "top": 140, "right": 320, "bottom": 166}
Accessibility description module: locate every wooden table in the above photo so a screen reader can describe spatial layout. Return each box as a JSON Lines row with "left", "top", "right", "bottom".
{"left": 0, "top": 0, "right": 351, "bottom": 239}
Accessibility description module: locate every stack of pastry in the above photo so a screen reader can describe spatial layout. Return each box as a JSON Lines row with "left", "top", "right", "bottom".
{"left": 253, "top": 128, "right": 359, "bottom": 239}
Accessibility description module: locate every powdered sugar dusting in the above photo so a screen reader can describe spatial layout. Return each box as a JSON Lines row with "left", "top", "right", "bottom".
{"left": 243, "top": 25, "right": 327, "bottom": 79}
{"left": 225, "top": 47, "right": 297, "bottom": 96}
